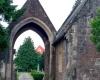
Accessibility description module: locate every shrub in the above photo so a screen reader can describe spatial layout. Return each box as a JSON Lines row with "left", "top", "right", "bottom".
{"left": 31, "top": 70, "right": 44, "bottom": 80}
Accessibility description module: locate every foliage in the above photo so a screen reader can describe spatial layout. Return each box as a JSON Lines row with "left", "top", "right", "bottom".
{"left": 0, "top": 0, "right": 15, "bottom": 52}
{"left": 31, "top": 70, "right": 44, "bottom": 80}
{"left": 0, "top": 0, "right": 16, "bottom": 22}
{"left": 0, "top": 0, "right": 24, "bottom": 22}
{"left": 0, "top": 0, "right": 24, "bottom": 52}
{"left": 38, "top": 54, "right": 44, "bottom": 71}
{"left": 0, "top": 0, "right": 24, "bottom": 78}
{"left": 90, "top": 8, "right": 100, "bottom": 52}
{"left": 12, "top": 8, "right": 24, "bottom": 21}
{"left": 14, "top": 37, "right": 41, "bottom": 71}
{"left": 0, "top": 25, "right": 8, "bottom": 52}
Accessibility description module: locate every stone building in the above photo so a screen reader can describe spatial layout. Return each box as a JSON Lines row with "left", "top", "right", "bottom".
{"left": 53, "top": 0, "right": 100, "bottom": 80}
{"left": 3, "top": 0, "right": 100, "bottom": 80}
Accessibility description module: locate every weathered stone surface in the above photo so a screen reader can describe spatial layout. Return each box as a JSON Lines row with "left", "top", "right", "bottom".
{"left": 54, "top": 0, "right": 100, "bottom": 80}
{"left": 4, "top": 0, "right": 100, "bottom": 80}
{"left": 6, "top": 0, "right": 56, "bottom": 80}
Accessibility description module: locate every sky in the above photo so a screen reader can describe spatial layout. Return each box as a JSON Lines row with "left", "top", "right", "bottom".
{"left": 7, "top": 0, "right": 76, "bottom": 51}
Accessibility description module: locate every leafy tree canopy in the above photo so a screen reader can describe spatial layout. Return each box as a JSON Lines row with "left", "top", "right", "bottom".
{"left": 38, "top": 54, "right": 44, "bottom": 71}
{"left": 0, "top": 0, "right": 24, "bottom": 22}
{"left": 0, "top": 0, "right": 16, "bottom": 22}
{"left": 0, "top": 0, "right": 24, "bottom": 52}
{"left": 0, "top": 25, "right": 8, "bottom": 52}
{"left": 90, "top": 8, "right": 100, "bottom": 52}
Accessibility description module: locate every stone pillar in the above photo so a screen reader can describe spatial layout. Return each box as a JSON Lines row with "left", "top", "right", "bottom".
{"left": 11, "top": 49, "right": 17, "bottom": 80}
{"left": 44, "top": 40, "right": 50, "bottom": 80}
{"left": 49, "top": 44, "right": 55, "bottom": 80}
{"left": 5, "top": 49, "right": 13, "bottom": 80}
{"left": 49, "top": 43, "right": 53, "bottom": 80}
{"left": 6, "top": 63, "right": 12, "bottom": 80}
{"left": 63, "top": 38, "right": 69, "bottom": 80}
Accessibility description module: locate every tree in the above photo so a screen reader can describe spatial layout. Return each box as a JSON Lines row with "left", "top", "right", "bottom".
{"left": 0, "top": 0, "right": 24, "bottom": 79}
{"left": 90, "top": 8, "right": 100, "bottom": 52}
{"left": 0, "top": 0, "right": 15, "bottom": 51}
{"left": 38, "top": 54, "right": 44, "bottom": 71}
{"left": 14, "top": 37, "right": 40, "bottom": 72}
{"left": 0, "top": 25, "right": 8, "bottom": 52}
{"left": 0, "top": 0, "right": 24, "bottom": 52}
{"left": 0, "top": 0, "right": 16, "bottom": 22}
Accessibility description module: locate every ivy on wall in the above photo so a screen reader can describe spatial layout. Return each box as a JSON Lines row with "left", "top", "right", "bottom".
{"left": 90, "top": 8, "right": 100, "bottom": 52}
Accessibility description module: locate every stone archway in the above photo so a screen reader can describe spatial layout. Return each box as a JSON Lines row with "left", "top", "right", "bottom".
{"left": 6, "top": 17, "right": 56, "bottom": 80}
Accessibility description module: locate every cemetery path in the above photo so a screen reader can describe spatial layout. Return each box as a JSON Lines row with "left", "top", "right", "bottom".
{"left": 18, "top": 72, "right": 34, "bottom": 80}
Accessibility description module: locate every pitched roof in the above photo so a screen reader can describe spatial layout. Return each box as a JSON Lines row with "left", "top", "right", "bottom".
{"left": 8, "top": 0, "right": 56, "bottom": 33}
{"left": 53, "top": 0, "right": 88, "bottom": 45}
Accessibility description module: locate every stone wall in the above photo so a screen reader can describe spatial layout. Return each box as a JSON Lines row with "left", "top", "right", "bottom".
{"left": 75, "top": 0, "right": 100, "bottom": 80}
{"left": 66, "top": 0, "right": 100, "bottom": 80}
{"left": 54, "top": 0, "right": 100, "bottom": 80}
{"left": 55, "top": 40, "right": 67, "bottom": 80}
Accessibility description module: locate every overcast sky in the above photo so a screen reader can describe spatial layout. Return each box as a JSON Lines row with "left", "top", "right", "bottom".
{"left": 12, "top": 0, "right": 75, "bottom": 51}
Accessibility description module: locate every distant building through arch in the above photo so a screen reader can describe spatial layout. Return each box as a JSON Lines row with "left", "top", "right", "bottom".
{"left": 36, "top": 45, "right": 45, "bottom": 54}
